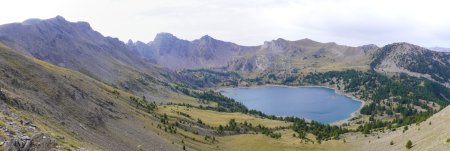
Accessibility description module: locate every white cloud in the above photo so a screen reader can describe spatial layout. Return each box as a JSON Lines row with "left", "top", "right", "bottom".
{"left": 0, "top": 0, "right": 450, "bottom": 47}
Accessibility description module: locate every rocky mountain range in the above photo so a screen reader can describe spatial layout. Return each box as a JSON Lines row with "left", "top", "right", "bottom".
{"left": 0, "top": 16, "right": 146, "bottom": 81}
{"left": 2, "top": 16, "right": 447, "bottom": 87}
{"left": 127, "top": 33, "right": 378, "bottom": 75}
{"left": 132, "top": 31, "right": 450, "bottom": 88}
{"left": 0, "top": 16, "right": 181, "bottom": 101}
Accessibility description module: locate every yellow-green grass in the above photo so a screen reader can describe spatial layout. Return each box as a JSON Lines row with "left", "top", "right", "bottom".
{"left": 159, "top": 95, "right": 219, "bottom": 108}
{"left": 153, "top": 106, "right": 349, "bottom": 151}
{"left": 218, "top": 129, "right": 349, "bottom": 151}
{"left": 157, "top": 105, "right": 290, "bottom": 128}
{"left": 130, "top": 106, "right": 219, "bottom": 151}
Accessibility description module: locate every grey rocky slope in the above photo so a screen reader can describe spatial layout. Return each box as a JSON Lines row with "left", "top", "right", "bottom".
{"left": 0, "top": 43, "right": 180, "bottom": 150}
{"left": 0, "top": 16, "right": 143, "bottom": 81}
{"left": 0, "top": 16, "right": 177, "bottom": 100}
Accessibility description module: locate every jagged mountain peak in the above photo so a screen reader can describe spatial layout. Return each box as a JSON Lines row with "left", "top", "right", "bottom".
{"left": 135, "top": 40, "right": 148, "bottom": 45}
{"left": 154, "top": 32, "right": 179, "bottom": 41}
{"left": 359, "top": 44, "right": 378, "bottom": 49}
{"left": 358, "top": 44, "right": 379, "bottom": 52}
{"left": 127, "top": 39, "right": 134, "bottom": 44}
{"left": 261, "top": 38, "right": 290, "bottom": 51}
{"left": 48, "top": 15, "right": 67, "bottom": 22}
{"left": 200, "top": 34, "right": 213, "bottom": 40}
{"left": 298, "top": 38, "right": 317, "bottom": 42}
{"left": 195, "top": 34, "right": 221, "bottom": 44}
{"left": 127, "top": 39, "right": 148, "bottom": 45}
{"left": 194, "top": 35, "right": 237, "bottom": 47}
{"left": 275, "top": 38, "right": 288, "bottom": 41}
{"left": 151, "top": 32, "right": 189, "bottom": 49}
{"left": 143, "top": 32, "right": 251, "bottom": 69}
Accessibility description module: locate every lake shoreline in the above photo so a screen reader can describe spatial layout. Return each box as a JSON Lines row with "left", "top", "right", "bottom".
{"left": 216, "top": 84, "right": 365, "bottom": 125}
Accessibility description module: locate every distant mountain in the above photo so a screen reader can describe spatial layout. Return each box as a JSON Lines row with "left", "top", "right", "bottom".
{"left": 126, "top": 39, "right": 158, "bottom": 63}
{"left": 429, "top": 46, "right": 450, "bottom": 52}
{"left": 372, "top": 43, "right": 450, "bottom": 86}
{"left": 127, "top": 33, "right": 256, "bottom": 69}
{"left": 132, "top": 33, "right": 378, "bottom": 75}
{"left": 227, "top": 38, "right": 377, "bottom": 75}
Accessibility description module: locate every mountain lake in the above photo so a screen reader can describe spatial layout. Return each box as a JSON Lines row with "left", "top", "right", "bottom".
{"left": 221, "top": 86, "right": 362, "bottom": 124}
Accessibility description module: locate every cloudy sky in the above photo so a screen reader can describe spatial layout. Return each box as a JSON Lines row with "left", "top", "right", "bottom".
{"left": 1, "top": 0, "right": 449, "bottom": 47}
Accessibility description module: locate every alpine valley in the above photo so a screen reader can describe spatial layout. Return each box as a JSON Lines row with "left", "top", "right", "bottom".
{"left": 0, "top": 16, "right": 449, "bottom": 151}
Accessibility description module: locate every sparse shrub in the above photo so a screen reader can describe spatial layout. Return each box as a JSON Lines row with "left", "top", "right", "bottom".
{"left": 197, "top": 118, "right": 203, "bottom": 124}
{"left": 390, "top": 140, "right": 394, "bottom": 145}
{"left": 406, "top": 140, "right": 413, "bottom": 149}
{"left": 0, "top": 121, "right": 5, "bottom": 127}
{"left": 447, "top": 137, "right": 450, "bottom": 143}
{"left": 112, "top": 89, "right": 120, "bottom": 96}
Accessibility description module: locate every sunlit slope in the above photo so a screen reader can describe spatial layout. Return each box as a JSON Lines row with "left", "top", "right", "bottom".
{"left": 201, "top": 106, "right": 450, "bottom": 151}
{"left": 344, "top": 105, "right": 450, "bottom": 151}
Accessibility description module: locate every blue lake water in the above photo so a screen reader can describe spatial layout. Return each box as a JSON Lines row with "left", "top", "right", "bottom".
{"left": 221, "top": 86, "right": 362, "bottom": 124}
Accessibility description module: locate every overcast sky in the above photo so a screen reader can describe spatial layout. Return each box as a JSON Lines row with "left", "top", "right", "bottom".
{"left": 1, "top": 0, "right": 449, "bottom": 47}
